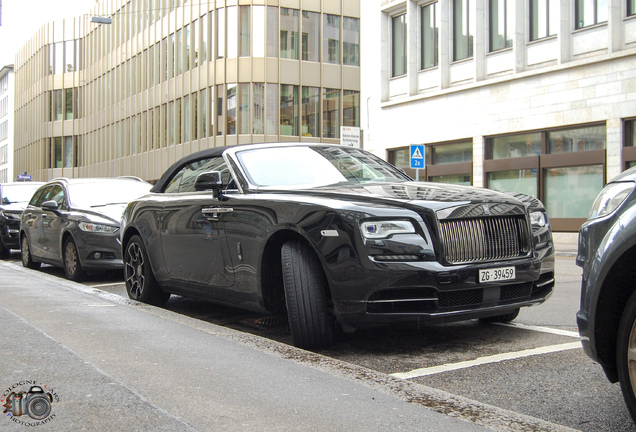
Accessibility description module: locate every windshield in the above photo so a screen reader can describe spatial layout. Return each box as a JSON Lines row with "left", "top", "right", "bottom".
{"left": 1, "top": 183, "right": 41, "bottom": 204}
{"left": 236, "top": 146, "right": 410, "bottom": 188}
{"left": 68, "top": 180, "right": 152, "bottom": 208}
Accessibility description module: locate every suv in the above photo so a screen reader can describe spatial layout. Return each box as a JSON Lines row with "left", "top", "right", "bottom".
{"left": 0, "top": 182, "right": 44, "bottom": 258}
{"left": 577, "top": 165, "right": 636, "bottom": 422}
{"left": 20, "top": 177, "right": 152, "bottom": 280}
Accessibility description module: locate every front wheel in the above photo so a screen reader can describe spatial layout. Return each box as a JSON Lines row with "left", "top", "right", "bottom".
{"left": 281, "top": 239, "right": 335, "bottom": 350}
{"left": 21, "top": 235, "right": 40, "bottom": 269}
{"left": 617, "top": 290, "right": 636, "bottom": 422}
{"left": 124, "top": 235, "right": 170, "bottom": 306}
{"left": 63, "top": 237, "right": 86, "bottom": 281}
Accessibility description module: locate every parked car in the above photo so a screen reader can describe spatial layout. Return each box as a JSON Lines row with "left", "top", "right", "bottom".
{"left": 0, "top": 182, "right": 45, "bottom": 258}
{"left": 121, "top": 143, "right": 555, "bottom": 349}
{"left": 577, "top": 165, "right": 636, "bottom": 422}
{"left": 20, "top": 177, "right": 152, "bottom": 281}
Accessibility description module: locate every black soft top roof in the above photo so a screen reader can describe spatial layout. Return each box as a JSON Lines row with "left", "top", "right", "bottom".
{"left": 151, "top": 146, "right": 229, "bottom": 193}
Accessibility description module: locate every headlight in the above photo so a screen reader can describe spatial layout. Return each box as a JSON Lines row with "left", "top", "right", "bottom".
{"left": 360, "top": 220, "right": 416, "bottom": 239}
{"left": 530, "top": 211, "right": 548, "bottom": 228}
{"left": 588, "top": 182, "right": 634, "bottom": 220}
{"left": 79, "top": 221, "right": 119, "bottom": 234}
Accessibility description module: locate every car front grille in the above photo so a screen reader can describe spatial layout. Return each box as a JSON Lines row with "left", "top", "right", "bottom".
{"left": 438, "top": 216, "right": 531, "bottom": 264}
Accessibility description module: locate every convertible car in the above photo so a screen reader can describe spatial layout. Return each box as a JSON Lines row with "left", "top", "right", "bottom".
{"left": 121, "top": 143, "right": 555, "bottom": 349}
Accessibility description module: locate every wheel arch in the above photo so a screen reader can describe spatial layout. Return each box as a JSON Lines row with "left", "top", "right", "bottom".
{"left": 260, "top": 229, "right": 333, "bottom": 315}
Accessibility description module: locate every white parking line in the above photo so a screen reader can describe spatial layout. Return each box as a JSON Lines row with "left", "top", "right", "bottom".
{"left": 492, "top": 322, "right": 581, "bottom": 338}
{"left": 390, "top": 342, "right": 582, "bottom": 380}
{"left": 89, "top": 282, "right": 124, "bottom": 288}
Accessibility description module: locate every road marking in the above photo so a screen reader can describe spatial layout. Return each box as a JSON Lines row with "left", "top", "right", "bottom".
{"left": 492, "top": 322, "right": 581, "bottom": 338}
{"left": 390, "top": 342, "right": 582, "bottom": 380}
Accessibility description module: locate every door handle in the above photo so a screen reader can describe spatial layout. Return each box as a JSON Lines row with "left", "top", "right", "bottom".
{"left": 201, "top": 207, "right": 233, "bottom": 221}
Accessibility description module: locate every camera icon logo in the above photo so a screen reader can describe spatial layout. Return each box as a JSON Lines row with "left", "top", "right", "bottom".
{"left": 3, "top": 386, "right": 53, "bottom": 420}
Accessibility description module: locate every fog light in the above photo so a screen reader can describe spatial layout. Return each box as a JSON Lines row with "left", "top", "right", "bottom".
{"left": 94, "top": 252, "right": 102, "bottom": 259}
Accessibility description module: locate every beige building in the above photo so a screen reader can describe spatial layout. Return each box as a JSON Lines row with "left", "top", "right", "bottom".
{"left": 361, "top": 0, "right": 636, "bottom": 232}
{"left": 13, "top": 0, "right": 361, "bottom": 183}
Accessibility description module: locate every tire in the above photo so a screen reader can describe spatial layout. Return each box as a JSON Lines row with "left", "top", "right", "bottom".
{"left": 21, "top": 235, "right": 41, "bottom": 269}
{"left": 616, "top": 290, "right": 636, "bottom": 422}
{"left": 124, "top": 235, "right": 170, "bottom": 306}
{"left": 480, "top": 308, "right": 520, "bottom": 323}
{"left": 281, "top": 239, "right": 335, "bottom": 350}
{"left": 0, "top": 238, "right": 9, "bottom": 259}
{"left": 63, "top": 237, "right": 86, "bottom": 281}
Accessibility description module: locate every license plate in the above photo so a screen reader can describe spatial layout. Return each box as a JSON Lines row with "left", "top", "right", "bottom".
{"left": 478, "top": 266, "right": 515, "bottom": 283}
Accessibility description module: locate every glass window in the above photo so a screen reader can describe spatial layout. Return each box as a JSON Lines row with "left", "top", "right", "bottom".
{"left": 548, "top": 125, "right": 606, "bottom": 153}
{"left": 630, "top": 0, "right": 636, "bottom": 16}
{"left": 201, "top": 88, "right": 207, "bottom": 138}
{"left": 487, "top": 169, "right": 538, "bottom": 197}
{"left": 169, "top": 101, "right": 175, "bottom": 145}
{"left": 253, "top": 83, "right": 264, "bottom": 135}
{"left": 490, "top": 0, "right": 513, "bottom": 52}
{"left": 575, "top": 0, "right": 608, "bottom": 29}
{"left": 343, "top": 17, "right": 360, "bottom": 66}
{"left": 302, "top": 87, "right": 320, "bottom": 137}
{"left": 184, "top": 23, "right": 191, "bottom": 71}
{"left": 65, "top": 89, "right": 73, "bottom": 120}
{"left": 55, "top": 42, "right": 64, "bottom": 74}
{"left": 175, "top": 99, "right": 182, "bottom": 144}
{"left": 392, "top": 14, "right": 407, "bottom": 77}
{"left": 176, "top": 29, "right": 182, "bottom": 75}
{"left": 530, "top": 0, "right": 558, "bottom": 41}
{"left": 323, "top": 88, "right": 340, "bottom": 139}
{"left": 266, "top": 83, "right": 278, "bottom": 135}
{"left": 324, "top": 14, "right": 340, "bottom": 64}
{"left": 65, "top": 40, "right": 75, "bottom": 72}
{"left": 253, "top": 6, "right": 265, "bottom": 58}
{"left": 184, "top": 95, "right": 191, "bottom": 142}
{"left": 238, "top": 83, "right": 250, "bottom": 135}
{"left": 343, "top": 90, "right": 360, "bottom": 127}
{"left": 432, "top": 142, "right": 472, "bottom": 165}
{"left": 280, "top": 8, "right": 299, "bottom": 59}
{"left": 267, "top": 6, "right": 279, "bottom": 57}
{"left": 280, "top": 84, "right": 298, "bottom": 136}
{"left": 54, "top": 137, "right": 62, "bottom": 168}
{"left": 239, "top": 6, "right": 250, "bottom": 57}
{"left": 54, "top": 90, "right": 63, "bottom": 121}
{"left": 217, "top": 7, "right": 226, "bottom": 59}
{"left": 490, "top": 132, "right": 541, "bottom": 159}
{"left": 421, "top": 3, "right": 439, "bottom": 69}
{"left": 168, "top": 33, "right": 175, "bottom": 78}
{"left": 217, "top": 85, "right": 224, "bottom": 135}
{"left": 430, "top": 174, "right": 472, "bottom": 185}
{"left": 454, "top": 0, "right": 474, "bottom": 61}
{"left": 544, "top": 165, "right": 603, "bottom": 218}
{"left": 164, "top": 157, "right": 229, "bottom": 193}
{"left": 227, "top": 84, "right": 237, "bottom": 135}
{"left": 302, "top": 11, "right": 320, "bottom": 62}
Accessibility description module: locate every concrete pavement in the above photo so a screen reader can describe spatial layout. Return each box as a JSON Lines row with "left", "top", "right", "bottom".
{"left": 0, "top": 260, "right": 577, "bottom": 431}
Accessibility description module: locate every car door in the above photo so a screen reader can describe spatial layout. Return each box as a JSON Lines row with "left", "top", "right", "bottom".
{"left": 159, "top": 157, "right": 235, "bottom": 289}
{"left": 37, "top": 184, "right": 67, "bottom": 262}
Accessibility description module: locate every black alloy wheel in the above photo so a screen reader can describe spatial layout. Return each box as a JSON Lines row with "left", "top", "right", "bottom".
{"left": 21, "top": 236, "right": 40, "bottom": 269}
{"left": 124, "top": 235, "right": 170, "bottom": 306}
{"left": 281, "top": 239, "right": 335, "bottom": 350}
{"left": 617, "top": 290, "right": 636, "bottom": 422}
{"left": 63, "top": 237, "right": 86, "bottom": 281}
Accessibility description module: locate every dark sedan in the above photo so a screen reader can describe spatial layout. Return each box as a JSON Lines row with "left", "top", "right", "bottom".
{"left": 121, "top": 143, "right": 555, "bottom": 349}
{"left": 20, "top": 177, "right": 152, "bottom": 281}
{"left": 577, "top": 165, "right": 636, "bottom": 422}
{"left": 0, "top": 182, "right": 44, "bottom": 258}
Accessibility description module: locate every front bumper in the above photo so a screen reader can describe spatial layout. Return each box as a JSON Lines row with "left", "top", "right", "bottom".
{"left": 329, "top": 252, "right": 555, "bottom": 329}
{"left": 75, "top": 230, "right": 124, "bottom": 271}
{"left": 1, "top": 217, "right": 22, "bottom": 249}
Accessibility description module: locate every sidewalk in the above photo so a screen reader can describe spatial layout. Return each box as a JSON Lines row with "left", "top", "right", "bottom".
{"left": 0, "top": 261, "right": 576, "bottom": 431}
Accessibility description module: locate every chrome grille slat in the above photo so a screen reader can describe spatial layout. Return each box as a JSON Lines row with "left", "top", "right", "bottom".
{"left": 439, "top": 216, "right": 530, "bottom": 264}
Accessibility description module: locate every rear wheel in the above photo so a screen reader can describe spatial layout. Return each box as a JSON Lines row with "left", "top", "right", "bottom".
{"left": 281, "top": 239, "right": 335, "bottom": 350}
{"left": 21, "top": 235, "right": 40, "bottom": 269}
{"left": 124, "top": 235, "right": 170, "bottom": 306}
{"left": 479, "top": 308, "right": 520, "bottom": 323}
{"left": 63, "top": 237, "right": 86, "bottom": 281}
{"left": 617, "top": 290, "right": 636, "bottom": 422}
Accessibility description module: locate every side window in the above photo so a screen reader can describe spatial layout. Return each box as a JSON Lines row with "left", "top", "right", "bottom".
{"left": 29, "top": 187, "right": 47, "bottom": 206}
{"left": 49, "top": 185, "right": 67, "bottom": 209}
{"left": 163, "top": 157, "right": 230, "bottom": 193}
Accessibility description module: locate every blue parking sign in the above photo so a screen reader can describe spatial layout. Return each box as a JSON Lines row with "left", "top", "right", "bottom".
{"left": 410, "top": 145, "right": 425, "bottom": 169}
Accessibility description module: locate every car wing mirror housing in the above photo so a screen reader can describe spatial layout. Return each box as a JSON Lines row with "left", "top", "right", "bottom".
{"left": 41, "top": 200, "right": 60, "bottom": 212}
{"left": 195, "top": 171, "right": 223, "bottom": 199}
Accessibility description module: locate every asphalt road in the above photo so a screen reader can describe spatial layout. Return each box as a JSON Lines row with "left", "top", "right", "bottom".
{"left": 5, "top": 253, "right": 635, "bottom": 431}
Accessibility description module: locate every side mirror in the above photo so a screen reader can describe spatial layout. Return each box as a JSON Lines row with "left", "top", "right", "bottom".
{"left": 194, "top": 171, "right": 223, "bottom": 198}
{"left": 41, "top": 200, "right": 60, "bottom": 212}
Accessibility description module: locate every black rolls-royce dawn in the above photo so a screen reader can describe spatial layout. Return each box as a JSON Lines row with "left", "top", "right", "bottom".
{"left": 121, "top": 143, "right": 555, "bottom": 349}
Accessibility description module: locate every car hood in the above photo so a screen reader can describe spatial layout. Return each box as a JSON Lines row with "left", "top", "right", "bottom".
{"left": 75, "top": 204, "right": 127, "bottom": 225}
{"left": 0, "top": 202, "right": 29, "bottom": 213}
{"left": 272, "top": 181, "right": 532, "bottom": 217}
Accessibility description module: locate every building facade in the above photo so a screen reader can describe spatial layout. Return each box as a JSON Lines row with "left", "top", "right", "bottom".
{"left": 13, "top": 0, "right": 361, "bottom": 183}
{"left": 0, "top": 65, "right": 14, "bottom": 183}
{"left": 361, "top": 0, "right": 636, "bottom": 232}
